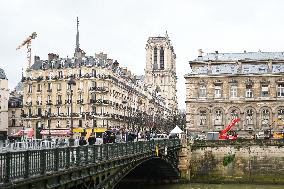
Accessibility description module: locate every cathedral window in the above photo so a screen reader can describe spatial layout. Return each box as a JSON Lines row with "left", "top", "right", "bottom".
{"left": 160, "top": 47, "right": 164, "bottom": 70}
{"left": 153, "top": 47, "right": 157, "bottom": 70}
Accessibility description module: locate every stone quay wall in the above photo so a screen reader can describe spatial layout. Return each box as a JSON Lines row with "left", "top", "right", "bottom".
{"left": 189, "top": 140, "right": 284, "bottom": 184}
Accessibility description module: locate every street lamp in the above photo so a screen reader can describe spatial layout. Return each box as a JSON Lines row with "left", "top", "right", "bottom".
{"left": 48, "top": 111, "right": 51, "bottom": 140}
{"left": 68, "top": 76, "right": 76, "bottom": 146}
{"left": 122, "top": 101, "right": 127, "bottom": 129}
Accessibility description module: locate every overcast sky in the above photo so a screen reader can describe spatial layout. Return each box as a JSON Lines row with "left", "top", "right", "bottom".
{"left": 1, "top": 0, "right": 284, "bottom": 109}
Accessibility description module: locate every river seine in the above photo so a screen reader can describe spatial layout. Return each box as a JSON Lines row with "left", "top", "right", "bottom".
{"left": 115, "top": 183, "right": 284, "bottom": 189}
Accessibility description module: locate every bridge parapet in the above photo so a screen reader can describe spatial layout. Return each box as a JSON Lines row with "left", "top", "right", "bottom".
{"left": 0, "top": 139, "right": 181, "bottom": 189}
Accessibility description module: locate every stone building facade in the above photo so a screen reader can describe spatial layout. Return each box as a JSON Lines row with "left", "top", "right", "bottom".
{"left": 145, "top": 32, "right": 178, "bottom": 113}
{"left": 8, "top": 94, "right": 23, "bottom": 137}
{"left": 185, "top": 51, "right": 284, "bottom": 134}
{"left": 0, "top": 68, "right": 9, "bottom": 139}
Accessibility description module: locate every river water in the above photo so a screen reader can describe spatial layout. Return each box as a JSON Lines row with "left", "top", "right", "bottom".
{"left": 115, "top": 183, "right": 284, "bottom": 189}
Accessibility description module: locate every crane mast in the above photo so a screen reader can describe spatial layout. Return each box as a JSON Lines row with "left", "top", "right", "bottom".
{"left": 16, "top": 32, "right": 37, "bottom": 69}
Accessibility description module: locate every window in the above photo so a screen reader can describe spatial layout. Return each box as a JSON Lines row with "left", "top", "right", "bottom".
{"left": 230, "top": 109, "right": 239, "bottom": 120}
{"left": 57, "top": 83, "right": 61, "bottom": 91}
{"left": 154, "top": 47, "right": 157, "bottom": 66}
{"left": 57, "top": 107, "right": 61, "bottom": 115}
{"left": 28, "top": 84, "right": 32, "bottom": 93}
{"left": 199, "top": 110, "right": 207, "bottom": 125}
{"left": 261, "top": 85, "right": 269, "bottom": 97}
{"left": 28, "top": 108, "right": 32, "bottom": 116}
{"left": 67, "top": 83, "right": 71, "bottom": 90}
{"left": 214, "top": 85, "right": 222, "bottom": 98}
{"left": 199, "top": 85, "right": 206, "bottom": 98}
{"left": 246, "top": 109, "right": 253, "bottom": 125}
{"left": 214, "top": 110, "right": 222, "bottom": 125}
{"left": 47, "top": 83, "right": 52, "bottom": 91}
{"left": 67, "top": 106, "right": 71, "bottom": 116}
{"left": 79, "top": 106, "right": 83, "bottom": 114}
{"left": 277, "top": 109, "right": 284, "bottom": 125}
{"left": 92, "top": 69, "right": 96, "bottom": 77}
{"left": 58, "top": 71, "right": 63, "bottom": 78}
{"left": 37, "top": 108, "right": 42, "bottom": 116}
{"left": 79, "top": 120, "right": 83, "bottom": 127}
{"left": 79, "top": 82, "right": 83, "bottom": 90}
{"left": 57, "top": 121, "right": 60, "bottom": 128}
{"left": 230, "top": 86, "right": 237, "bottom": 98}
{"left": 160, "top": 47, "right": 164, "bottom": 69}
{"left": 246, "top": 85, "right": 253, "bottom": 98}
{"left": 262, "top": 109, "right": 269, "bottom": 126}
{"left": 277, "top": 84, "right": 284, "bottom": 97}
{"left": 37, "top": 84, "right": 41, "bottom": 92}
{"left": 57, "top": 95, "right": 62, "bottom": 102}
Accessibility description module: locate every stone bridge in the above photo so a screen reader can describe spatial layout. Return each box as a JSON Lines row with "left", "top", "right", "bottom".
{"left": 0, "top": 139, "right": 188, "bottom": 189}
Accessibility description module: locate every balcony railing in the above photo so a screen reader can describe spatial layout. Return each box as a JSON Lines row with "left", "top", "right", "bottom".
{"left": 89, "top": 86, "right": 108, "bottom": 93}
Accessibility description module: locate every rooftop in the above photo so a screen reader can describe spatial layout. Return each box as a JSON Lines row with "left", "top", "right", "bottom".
{"left": 0, "top": 68, "right": 7, "bottom": 79}
{"left": 194, "top": 51, "right": 284, "bottom": 62}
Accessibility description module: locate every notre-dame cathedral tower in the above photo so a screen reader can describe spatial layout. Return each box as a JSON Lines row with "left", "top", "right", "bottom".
{"left": 145, "top": 32, "right": 178, "bottom": 112}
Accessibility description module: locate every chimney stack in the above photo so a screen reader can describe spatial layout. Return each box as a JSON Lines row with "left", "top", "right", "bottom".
{"left": 215, "top": 51, "right": 219, "bottom": 54}
{"left": 198, "top": 49, "right": 203, "bottom": 57}
{"left": 113, "top": 60, "right": 119, "bottom": 68}
{"left": 34, "top": 56, "right": 40, "bottom": 62}
{"left": 48, "top": 53, "right": 59, "bottom": 62}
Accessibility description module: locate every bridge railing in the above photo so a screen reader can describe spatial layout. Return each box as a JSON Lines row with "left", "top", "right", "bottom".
{"left": 0, "top": 139, "right": 180, "bottom": 185}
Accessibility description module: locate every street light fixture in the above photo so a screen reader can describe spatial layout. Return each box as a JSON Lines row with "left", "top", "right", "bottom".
{"left": 68, "top": 75, "right": 76, "bottom": 146}
{"left": 122, "top": 100, "right": 127, "bottom": 129}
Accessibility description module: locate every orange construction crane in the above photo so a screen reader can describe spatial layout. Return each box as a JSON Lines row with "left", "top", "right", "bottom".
{"left": 16, "top": 32, "right": 37, "bottom": 69}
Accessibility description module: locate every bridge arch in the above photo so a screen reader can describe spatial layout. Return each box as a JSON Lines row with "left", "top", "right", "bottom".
{"left": 111, "top": 155, "right": 180, "bottom": 189}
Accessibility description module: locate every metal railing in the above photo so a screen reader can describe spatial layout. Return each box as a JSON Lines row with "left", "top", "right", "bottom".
{"left": 0, "top": 139, "right": 180, "bottom": 184}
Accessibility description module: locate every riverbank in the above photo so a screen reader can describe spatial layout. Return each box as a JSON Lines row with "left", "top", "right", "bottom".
{"left": 115, "top": 183, "right": 284, "bottom": 189}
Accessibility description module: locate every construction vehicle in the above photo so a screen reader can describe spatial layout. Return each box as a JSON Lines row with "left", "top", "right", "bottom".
{"left": 16, "top": 32, "right": 37, "bottom": 69}
{"left": 219, "top": 118, "right": 241, "bottom": 140}
{"left": 263, "top": 118, "right": 284, "bottom": 139}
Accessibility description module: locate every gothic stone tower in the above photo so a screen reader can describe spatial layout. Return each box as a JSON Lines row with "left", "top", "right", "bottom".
{"left": 145, "top": 33, "right": 178, "bottom": 112}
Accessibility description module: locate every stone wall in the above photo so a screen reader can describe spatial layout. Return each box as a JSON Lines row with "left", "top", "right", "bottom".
{"left": 190, "top": 140, "right": 284, "bottom": 184}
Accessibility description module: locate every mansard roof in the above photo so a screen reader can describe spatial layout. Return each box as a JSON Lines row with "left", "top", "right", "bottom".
{"left": 194, "top": 51, "right": 284, "bottom": 62}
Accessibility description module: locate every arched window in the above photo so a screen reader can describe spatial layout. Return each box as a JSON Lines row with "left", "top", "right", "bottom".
{"left": 230, "top": 109, "right": 239, "bottom": 120}
{"left": 262, "top": 109, "right": 269, "bottom": 126}
{"left": 153, "top": 47, "right": 157, "bottom": 70}
{"left": 246, "top": 109, "right": 253, "bottom": 125}
{"left": 214, "top": 109, "right": 222, "bottom": 125}
{"left": 199, "top": 110, "right": 207, "bottom": 126}
{"left": 277, "top": 109, "right": 284, "bottom": 125}
{"left": 160, "top": 47, "right": 164, "bottom": 70}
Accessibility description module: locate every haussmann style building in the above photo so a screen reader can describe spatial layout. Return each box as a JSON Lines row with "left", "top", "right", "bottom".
{"left": 20, "top": 20, "right": 178, "bottom": 139}
{"left": 185, "top": 50, "right": 284, "bottom": 135}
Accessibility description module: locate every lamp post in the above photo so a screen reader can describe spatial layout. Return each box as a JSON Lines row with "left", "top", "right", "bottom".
{"left": 68, "top": 76, "right": 76, "bottom": 146}
{"left": 122, "top": 101, "right": 127, "bottom": 129}
{"left": 48, "top": 111, "right": 51, "bottom": 140}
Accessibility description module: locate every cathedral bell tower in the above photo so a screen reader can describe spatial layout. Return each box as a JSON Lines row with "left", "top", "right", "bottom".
{"left": 145, "top": 32, "right": 178, "bottom": 112}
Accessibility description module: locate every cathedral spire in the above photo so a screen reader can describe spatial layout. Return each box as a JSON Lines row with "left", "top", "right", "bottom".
{"left": 75, "top": 17, "right": 80, "bottom": 54}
